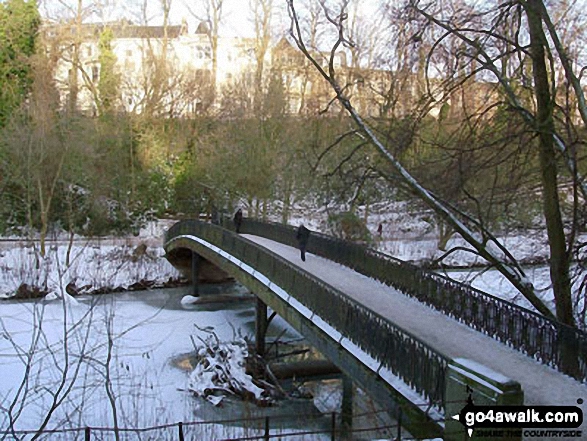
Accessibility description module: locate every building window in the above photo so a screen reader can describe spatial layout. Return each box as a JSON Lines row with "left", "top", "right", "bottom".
{"left": 126, "top": 49, "right": 132, "bottom": 57}
{"left": 195, "top": 45, "right": 211, "bottom": 60}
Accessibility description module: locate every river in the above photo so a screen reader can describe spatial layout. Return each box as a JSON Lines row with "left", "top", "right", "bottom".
{"left": 0, "top": 284, "right": 394, "bottom": 440}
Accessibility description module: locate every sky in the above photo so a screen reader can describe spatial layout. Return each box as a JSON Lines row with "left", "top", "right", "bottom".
{"left": 153, "top": 0, "right": 262, "bottom": 38}
{"left": 39, "top": 0, "right": 380, "bottom": 41}
{"left": 39, "top": 0, "right": 289, "bottom": 38}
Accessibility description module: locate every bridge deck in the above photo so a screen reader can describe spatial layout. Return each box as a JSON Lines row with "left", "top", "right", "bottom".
{"left": 244, "top": 235, "right": 587, "bottom": 410}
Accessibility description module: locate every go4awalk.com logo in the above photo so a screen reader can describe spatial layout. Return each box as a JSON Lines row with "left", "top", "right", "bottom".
{"left": 452, "top": 398, "right": 584, "bottom": 438}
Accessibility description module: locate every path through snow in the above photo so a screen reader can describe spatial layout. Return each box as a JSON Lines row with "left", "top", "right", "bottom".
{"left": 244, "top": 235, "right": 587, "bottom": 418}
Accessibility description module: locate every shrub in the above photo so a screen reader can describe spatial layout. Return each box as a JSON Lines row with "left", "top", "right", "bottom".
{"left": 327, "top": 211, "right": 372, "bottom": 245}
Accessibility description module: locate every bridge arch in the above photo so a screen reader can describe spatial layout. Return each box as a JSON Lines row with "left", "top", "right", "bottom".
{"left": 165, "top": 244, "right": 233, "bottom": 284}
{"left": 164, "top": 219, "right": 587, "bottom": 440}
{"left": 164, "top": 221, "right": 448, "bottom": 438}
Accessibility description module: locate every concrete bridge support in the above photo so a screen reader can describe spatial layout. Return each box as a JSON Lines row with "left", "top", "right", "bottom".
{"left": 191, "top": 251, "right": 200, "bottom": 297}
{"left": 255, "top": 297, "right": 268, "bottom": 358}
{"left": 165, "top": 246, "right": 233, "bottom": 284}
{"left": 341, "top": 375, "right": 354, "bottom": 440}
{"left": 444, "top": 359, "right": 523, "bottom": 441}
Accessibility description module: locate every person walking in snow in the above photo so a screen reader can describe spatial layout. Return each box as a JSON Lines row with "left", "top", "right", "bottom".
{"left": 233, "top": 208, "right": 243, "bottom": 234}
{"left": 296, "top": 224, "right": 311, "bottom": 262}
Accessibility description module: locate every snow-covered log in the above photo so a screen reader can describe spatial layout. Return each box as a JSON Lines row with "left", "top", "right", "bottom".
{"left": 187, "top": 334, "right": 272, "bottom": 407}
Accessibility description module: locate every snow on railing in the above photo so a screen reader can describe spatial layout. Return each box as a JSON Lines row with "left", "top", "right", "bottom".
{"left": 237, "top": 217, "right": 587, "bottom": 383}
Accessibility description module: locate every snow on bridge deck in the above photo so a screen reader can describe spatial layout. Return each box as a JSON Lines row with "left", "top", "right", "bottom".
{"left": 244, "top": 235, "right": 587, "bottom": 412}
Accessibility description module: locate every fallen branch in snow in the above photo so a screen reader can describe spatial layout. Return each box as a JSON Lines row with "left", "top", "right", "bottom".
{"left": 187, "top": 326, "right": 275, "bottom": 407}
{"left": 263, "top": 363, "right": 287, "bottom": 398}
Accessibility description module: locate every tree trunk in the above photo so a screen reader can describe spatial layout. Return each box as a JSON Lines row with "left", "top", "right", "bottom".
{"left": 39, "top": 214, "right": 47, "bottom": 257}
{"left": 437, "top": 220, "right": 454, "bottom": 251}
{"left": 525, "top": 0, "right": 575, "bottom": 327}
{"left": 38, "top": 179, "right": 47, "bottom": 258}
{"left": 282, "top": 185, "right": 291, "bottom": 225}
{"left": 66, "top": 230, "right": 74, "bottom": 268}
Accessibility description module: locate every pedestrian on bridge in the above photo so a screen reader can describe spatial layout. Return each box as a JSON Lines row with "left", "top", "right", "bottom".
{"left": 296, "top": 224, "right": 311, "bottom": 262}
{"left": 233, "top": 208, "right": 243, "bottom": 234}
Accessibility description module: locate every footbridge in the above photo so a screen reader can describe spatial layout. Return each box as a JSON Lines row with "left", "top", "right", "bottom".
{"left": 164, "top": 218, "right": 587, "bottom": 440}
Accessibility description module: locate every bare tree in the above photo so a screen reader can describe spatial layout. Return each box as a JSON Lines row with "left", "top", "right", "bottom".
{"left": 5, "top": 35, "right": 72, "bottom": 257}
{"left": 41, "top": 0, "right": 102, "bottom": 114}
{"left": 287, "top": 0, "right": 560, "bottom": 321}
{"left": 185, "top": 0, "right": 224, "bottom": 100}
{"left": 0, "top": 295, "right": 97, "bottom": 440}
{"left": 0, "top": 275, "right": 170, "bottom": 438}
{"left": 251, "top": 0, "right": 274, "bottom": 111}
{"left": 41, "top": 0, "right": 125, "bottom": 117}
{"left": 408, "top": 0, "right": 587, "bottom": 328}
{"left": 290, "top": 0, "right": 325, "bottom": 114}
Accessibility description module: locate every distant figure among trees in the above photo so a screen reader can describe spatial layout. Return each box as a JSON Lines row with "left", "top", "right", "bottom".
{"left": 377, "top": 223, "right": 383, "bottom": 238}
{"left": 296, "top": 224, "right": 311, "bottom": 262}
{"left": 233, "top": 209, "right": 243, "bottom": 234}
{"left": 211, "top": 205, "right": 220, "bottom": 225}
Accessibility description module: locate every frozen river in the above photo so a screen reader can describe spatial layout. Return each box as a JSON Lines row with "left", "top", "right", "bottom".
{"left": 0, "top": 285, "right": 339, "bottom": 440}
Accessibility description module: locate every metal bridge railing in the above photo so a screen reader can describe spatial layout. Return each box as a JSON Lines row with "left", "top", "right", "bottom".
{"left": 165, "top": 220, "right": 449, "bottom": 413}
{"left": 234, "top": 217, "right": 587, "bottom": 383}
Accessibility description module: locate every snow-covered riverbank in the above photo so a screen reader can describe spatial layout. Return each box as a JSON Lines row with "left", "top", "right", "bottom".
{"left": 0, "top": 220, "right": 183, "bottom": 300}
{"left": 0, "top": 217, "right": 436, "bottom": 439}
{"left": 0, "top": 216, "right": 571, "bottom": 320}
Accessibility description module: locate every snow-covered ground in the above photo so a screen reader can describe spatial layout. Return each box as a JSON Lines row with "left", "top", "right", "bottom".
{"left": 0, "top": 212, "right": 568, "bottom": 306}
{"left": 0, "top": 220, "right": 182, "bottom": 300}
{"left": 0, "top": 212, "right": 582, "bottom": 325}
{"left": 0, "top": 217, "right": 390, "bottom": 438}
{"left": 0, "top": 213, "right": 584, "bottom": 438}
{"left": 283, "top": 200, "right": 553, "bottom": 267}
{"left": 379, "top": 233, "right": 551, "bottom": 267}
{"left": 0, "top": 287, "right": 338, "bottom": 440}
{"left": 441, "top": 265, "right": 555, "bottom": 310}
{"left": 0, "top": 217, "right": 418, "bottom": 439}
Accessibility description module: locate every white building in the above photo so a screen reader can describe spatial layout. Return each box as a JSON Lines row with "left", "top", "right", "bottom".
{"left": 47, "top": 20, "right": 263, "bottom": 116}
